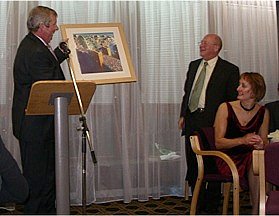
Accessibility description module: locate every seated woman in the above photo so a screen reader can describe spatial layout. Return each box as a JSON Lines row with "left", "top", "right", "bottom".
{"left": 214, "top": 72, "right": 269, "bottom": 214}
{"left": 0, "top": 135, "right": 29, "bottom": 204}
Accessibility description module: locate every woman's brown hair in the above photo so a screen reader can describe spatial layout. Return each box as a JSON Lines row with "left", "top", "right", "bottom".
{"left": 240, "top": 72, "right": 266, "bottom": 102}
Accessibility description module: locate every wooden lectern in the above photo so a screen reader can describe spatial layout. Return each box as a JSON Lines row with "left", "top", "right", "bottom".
{"left": 26, "top": 80, "right": 96, "bottom": 215}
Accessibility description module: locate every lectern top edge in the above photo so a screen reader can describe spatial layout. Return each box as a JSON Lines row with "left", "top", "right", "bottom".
{"left": 26, "top": 80, "right": 96, "bottom": 115}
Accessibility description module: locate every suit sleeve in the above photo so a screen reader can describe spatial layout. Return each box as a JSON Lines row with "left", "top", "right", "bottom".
{"left": 180, "top": 62, "right": 194, "bottom": 117}
{"left": 54, "top": 46, "right": 69, "bottom": 63}
{"left": 29, "top": 47, "right": 65, "bottom": 81}
{"left": 226, "top": 65, "right": 240, "bottom": 101}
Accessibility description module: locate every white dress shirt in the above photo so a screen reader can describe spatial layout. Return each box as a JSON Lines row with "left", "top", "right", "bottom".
{"left": 189, "top": 56, "right": 218, "bottom": 109}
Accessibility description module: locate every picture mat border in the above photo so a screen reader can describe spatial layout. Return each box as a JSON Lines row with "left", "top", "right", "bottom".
{"left": 60, "top": 23, "right": 137, "bottom": 85}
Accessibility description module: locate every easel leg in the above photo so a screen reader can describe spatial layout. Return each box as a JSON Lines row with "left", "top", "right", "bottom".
{"left": 82, "top": 130, "right": 87, "bottom": 214}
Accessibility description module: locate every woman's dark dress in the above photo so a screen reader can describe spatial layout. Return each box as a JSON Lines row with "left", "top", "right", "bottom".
{"left": 216, "top": 102, "right": 265, "bottom": 190}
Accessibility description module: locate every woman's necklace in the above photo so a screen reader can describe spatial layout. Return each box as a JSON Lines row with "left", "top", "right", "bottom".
{"left": 240, "top": 101, "right": 256, "bottom": 112}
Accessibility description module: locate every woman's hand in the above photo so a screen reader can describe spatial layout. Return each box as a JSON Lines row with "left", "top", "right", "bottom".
{"left": 242, "top": 133, "right": 264, "bottom": 149}
{"left": 242, "top": 133, "right": 262, "bottom": 144}
{"left": 252, "top": 134, "right": 264, "bottom": 149}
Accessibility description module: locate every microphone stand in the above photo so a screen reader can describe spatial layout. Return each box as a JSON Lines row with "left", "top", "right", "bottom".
{"left": 66, "top": 56, "right": 97, "bottom": 215}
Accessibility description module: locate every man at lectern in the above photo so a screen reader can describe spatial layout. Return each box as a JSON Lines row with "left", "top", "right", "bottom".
{"left": 12, "top": 6, "right": 69, "bottom": 214}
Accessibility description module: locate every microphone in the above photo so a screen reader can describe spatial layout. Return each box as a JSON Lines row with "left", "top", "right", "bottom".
{"left": 59, "top": 42, "right": 71, "bottom": 55}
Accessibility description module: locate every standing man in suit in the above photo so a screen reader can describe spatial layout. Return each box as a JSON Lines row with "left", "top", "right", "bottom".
{"left": 178, "top": 34, "right": 240, "bottom": 213}
{"left": 12, "top": 6, "right": 69, "bottom": 214}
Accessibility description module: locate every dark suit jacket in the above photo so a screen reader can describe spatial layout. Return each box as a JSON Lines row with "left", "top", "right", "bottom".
{"left": 180, "top": 57, "right": 240, "bottom": 136}
{"left": 0, "top": 135, "right": 28, "bottom": 203}
{"left": 12, "top": 32, "right": 67, "bottom": 140}
{"left": 265, "top": 101, "right": 279, "bottom": 133}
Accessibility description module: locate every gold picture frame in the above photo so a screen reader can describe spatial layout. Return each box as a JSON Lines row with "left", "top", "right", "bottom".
{"left": 60, "top": 23, "right": 137, "bottom": 85}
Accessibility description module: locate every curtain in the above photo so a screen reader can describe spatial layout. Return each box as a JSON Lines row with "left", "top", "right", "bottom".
{"left": 208, "top": 0, "right": 278, "bottom": 103}
{"left": 0, "top": 1, "right": 38, "bottom": 167}
{"left": 0, "top": 0, "right": 277, "bottom": 205}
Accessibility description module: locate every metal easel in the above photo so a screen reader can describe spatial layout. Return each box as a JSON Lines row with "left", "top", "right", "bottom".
{"left": 66, "top": 53, "right": 97, "bottom": 214}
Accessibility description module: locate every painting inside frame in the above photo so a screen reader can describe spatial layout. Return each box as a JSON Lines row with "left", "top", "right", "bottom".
{"left": 60, "top": 23, "right": 137, "bottom": 85}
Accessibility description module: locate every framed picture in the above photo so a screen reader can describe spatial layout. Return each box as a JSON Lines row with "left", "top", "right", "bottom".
{"left": 60, "top": 23, "right": 137, "bottom": 85}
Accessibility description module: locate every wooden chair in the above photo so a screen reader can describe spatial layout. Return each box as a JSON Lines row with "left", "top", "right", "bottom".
{"left": 189, "top": 127, "right": 240, "bottom": 215}
{"left": 184, "top": 180, "right": 189, "bottom": 200}
{"left": 253, "top": 142, "right": 279, "bottom": 215}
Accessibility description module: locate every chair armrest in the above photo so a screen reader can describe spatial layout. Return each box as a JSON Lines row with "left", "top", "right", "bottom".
{"left": 190, "top": 135, "right": 239, "bottom": 184}
{"left": 252, "top": 150, "right": 264, "bottom": 175}
{"left": 190, "top": 135, "right": 240, "bottom": 215}
{"left": 252, "top": 150, "right": 266, "bottom": 215}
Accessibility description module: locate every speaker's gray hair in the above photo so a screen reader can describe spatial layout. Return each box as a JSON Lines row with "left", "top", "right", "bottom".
{"left": 27, "top": 6, "right": 57, "bottom": 32}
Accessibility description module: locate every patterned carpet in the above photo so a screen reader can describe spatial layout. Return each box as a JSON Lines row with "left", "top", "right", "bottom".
{"left": 0, "top": 191, "right": 252, "bottom": 215}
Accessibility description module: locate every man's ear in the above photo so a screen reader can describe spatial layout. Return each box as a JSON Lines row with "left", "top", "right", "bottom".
{"left": 214, "top": 45, "right": 220, "bottom": 53}
{"left": 39, "top": 22, "right": 49, "bottom": 29}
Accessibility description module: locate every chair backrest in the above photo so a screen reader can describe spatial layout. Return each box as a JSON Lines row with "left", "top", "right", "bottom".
{"left": 193, "top": 127, "right": 218, "bottom": 174}
{"left": 194, "top": 127, "right": 216, "bottom": 150}
{"left": 265, "top": 142, "right": 279, "bottom": 186}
